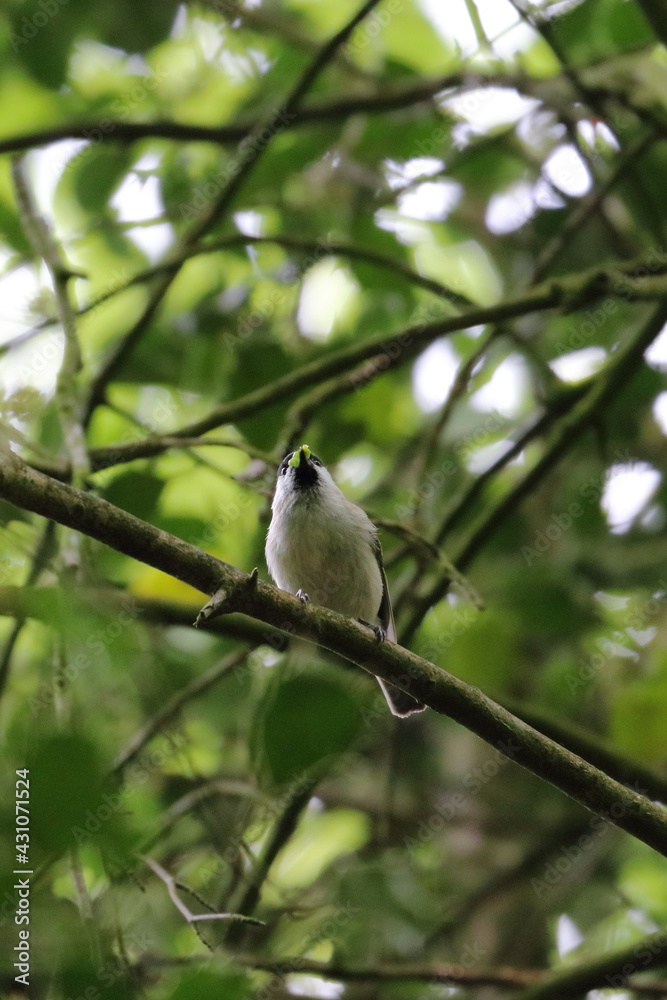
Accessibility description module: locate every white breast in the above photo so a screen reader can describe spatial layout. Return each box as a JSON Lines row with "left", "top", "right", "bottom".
{"left": 266, "top": 480, "right": 383, "bottom": 623}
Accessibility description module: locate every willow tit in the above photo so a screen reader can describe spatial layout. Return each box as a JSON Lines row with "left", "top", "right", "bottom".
{"left": 265, "top": 445, "right": 425, "bottom": 717}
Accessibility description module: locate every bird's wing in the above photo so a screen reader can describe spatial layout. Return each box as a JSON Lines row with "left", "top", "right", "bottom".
{"left": 373, "top": 538, "right": 397, "bottom": 643}
{"left": 373, "top": 538, "right": 426, "bottom": 716}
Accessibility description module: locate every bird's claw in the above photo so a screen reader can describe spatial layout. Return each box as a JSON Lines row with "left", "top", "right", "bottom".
{"left": 358, "top": 619, "right": 385, "bottom": 642}
{"left": 296, "top": 589, "right": 310, "bottom": 603}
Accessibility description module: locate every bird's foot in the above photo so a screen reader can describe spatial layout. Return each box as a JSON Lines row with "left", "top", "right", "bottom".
{"left": 359, "top": 619, "right": 385, "bottom": 642}
{"left": 296, "top": 589, "right": 310, "bottom": 603}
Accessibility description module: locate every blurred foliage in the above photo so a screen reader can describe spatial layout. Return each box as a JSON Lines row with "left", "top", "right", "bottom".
{"left": 1, "top": 0, "right": 667, "bottom": 997}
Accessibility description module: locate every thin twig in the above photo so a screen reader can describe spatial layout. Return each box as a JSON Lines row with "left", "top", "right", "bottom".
{"left": 374, "top": 518, "right": 483, "bottom": 609}
{"left": 88, "top": 233, "right": 473, "bottom": 311}
{"left": 142, "top": 855, "right": 264, "bottom": 926}
{"left": 0, "top": 232, "right": 471, "bottom": 363}
{"left": 434, "top": 384, "right": 589, "bottom": 545}
{"left": 226, "top": 777, "right": 318, "bottom": 941}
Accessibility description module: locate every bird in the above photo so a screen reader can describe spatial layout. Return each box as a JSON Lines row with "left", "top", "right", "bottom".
{"left": 265, "top": 444, "right": 426, "bottom": 717}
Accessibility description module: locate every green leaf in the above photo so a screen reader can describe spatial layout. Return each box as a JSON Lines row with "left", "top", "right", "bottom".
{"left": 91, "top": 0, "right": 179, "bottom": 54}
{"left": 548, "top": 0, "right": 654, "bottom": 65}
{"left": 251, "top": 673, "right": 361, "bottom": 789}
{"left": 0, "top": 498, "right": 31, "bottom": 526}
{"left": 27, "top": 732, "right": 106, "bottom": 854}
{"left": 610, "top": 655, "right": 667, "bottom": 761}
{"left": 375, "top": 4, "right": 456, "bottom": 74}
{"left": 102, "top": 470, "right": 165, "bottom": 520}
{"left": 9, "top": 0, "right": 83, "bottom": 89}
{"left": 0, "top": 199, "right": 32, "bottom": 255}
{"left": 72, "top": 145, "right": 134, "bottom": 214}
{"left": 170, "top": 969, "right": 250, "bottom": 1000}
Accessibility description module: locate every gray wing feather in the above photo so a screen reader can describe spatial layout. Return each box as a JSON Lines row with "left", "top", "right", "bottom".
{"left": 372, "top": 538, "right": 425, "bottom": 717}
{"left": 374, "top": 542, "right": 397, "bottom": 642}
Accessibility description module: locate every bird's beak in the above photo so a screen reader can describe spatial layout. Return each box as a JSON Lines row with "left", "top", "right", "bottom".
{"left": 288, "top": 444, "right": 311, "bottom": 468}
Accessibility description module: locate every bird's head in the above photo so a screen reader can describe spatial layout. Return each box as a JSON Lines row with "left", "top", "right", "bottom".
{"left": 278, "top": 443, "right": 323, "bottom": 492}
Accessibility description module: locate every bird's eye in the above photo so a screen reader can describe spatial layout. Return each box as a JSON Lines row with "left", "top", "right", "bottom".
{"left": 280, "top": 466, "right": 288, "bottom": 476}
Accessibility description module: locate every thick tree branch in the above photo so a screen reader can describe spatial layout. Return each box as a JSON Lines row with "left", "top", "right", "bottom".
{"left": 16, "top": 255, "right": 667, "bottom": 483}
{"left": 0, "top": 72, "right": 536, "bottom": 160}
{"left": 0, "top": 585, "right": 287, "bottom": 649}
{"left": 100, "top": 262, "right": 667, "bottom": 448}
{"left": 86, "top": 233, "right": 474, "bottom": 311}
{"left": 515, "top": 929, "right": 667, "bottom": 1000}
{"left": 1, "top": 450, "right": 666, "bottom": 856}
{"left": 503, "top": 698, "right": 667, "bottom": 804}
{"left": 231, "top": 943, "right": 667, "bottom": 995}
{"left": 5, "top": 589, "right": 662, "bottom": 846}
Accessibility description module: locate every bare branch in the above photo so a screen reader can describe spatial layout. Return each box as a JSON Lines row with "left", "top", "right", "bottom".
{"left": 142, "top": 856, "right": 264, "bottom": 927}
{"left": 17, "top": 253, "right": 667, "bottom": 482}
{"left": 231, "top": 941, "right": 667, "bottom": 996}
{"left": 226, "top": 776, "right": 318, "bottom": 940}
